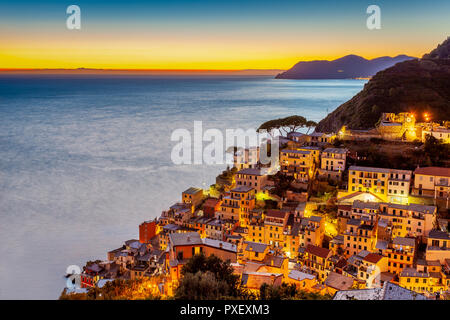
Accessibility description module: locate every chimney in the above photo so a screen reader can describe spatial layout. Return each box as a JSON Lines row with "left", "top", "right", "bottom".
{"left": 219, "top": 242, "right": 223, "bottom": 249}
{"left": 187, "top": 236, "right": 190, "bottom": 242}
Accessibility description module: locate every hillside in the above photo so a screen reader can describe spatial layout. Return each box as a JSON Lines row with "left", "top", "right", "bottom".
{"left": 316, "top": 38, "right": 450, "bottom": 133}
{"left": 275, "top": 54, "right": 415, "bottom": 79}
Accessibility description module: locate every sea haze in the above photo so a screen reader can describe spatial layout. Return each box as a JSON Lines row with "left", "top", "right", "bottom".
{"left": 0, "top": 75, "right": 365, "bottom": 299}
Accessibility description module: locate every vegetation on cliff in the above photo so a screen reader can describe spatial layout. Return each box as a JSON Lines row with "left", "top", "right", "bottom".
{"left": 316, "top": 37, "right": 450, "bottom": 133}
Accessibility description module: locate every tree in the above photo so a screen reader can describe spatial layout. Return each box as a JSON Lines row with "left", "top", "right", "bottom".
{"left": 259, "top": 282, "right": 332, "bottom": 300}
{"left": 259, "top": 283, "right": 297, "bottom": 300}
{"left": 258, "top": 115, "right": 312, "bottom": 136}
{"left": 175, "top": 254, "right": 241, "bottom": 299}
{"left": 175, "top": 271, "right": 232, "bottom": 300}
{"left": 305, "top": 120, "right": 318, "bottom": 134}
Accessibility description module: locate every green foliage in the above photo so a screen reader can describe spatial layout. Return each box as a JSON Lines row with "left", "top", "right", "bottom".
{"left": 423, "top": 134, "right": 450, "bottom": 166}
{"left": 316, "top": 52, "right": 450, "bottom": 133}
{"left": 176, "top": 254, "right": 241, "bottom": 299}
{"left": 59, "top": 278, "right": 162, "bottom": 300}
{"left": 258, "top": 115, "right": 318, "bottom": 136}
{"left": 259, "top": 283, "right": 332, "bottom": 300}
{"left": 175, "top": 271, "right": 235, "bottom": 300}
{"left": 270, "top": 171, "right": 294, "bottom": 197}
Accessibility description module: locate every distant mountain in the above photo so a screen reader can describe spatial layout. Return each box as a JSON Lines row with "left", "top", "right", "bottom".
{"left": 275, "top": 54, "right": 416, "bottom": 79}
{"left": 315, "top": 37, "right": 450, "bottom": 133}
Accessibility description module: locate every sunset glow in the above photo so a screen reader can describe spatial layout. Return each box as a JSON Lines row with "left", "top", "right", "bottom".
{"left": 1, "top": 0, "right": 449, "bottom": 70}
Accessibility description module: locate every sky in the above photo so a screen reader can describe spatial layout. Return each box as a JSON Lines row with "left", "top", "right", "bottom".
{"left": 0, "top": 0, "right": 449, "bottom": 70}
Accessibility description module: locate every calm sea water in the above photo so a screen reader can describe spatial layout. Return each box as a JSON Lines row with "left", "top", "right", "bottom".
{"left": 0, "top": 75, "right": 365, "bottom": 299}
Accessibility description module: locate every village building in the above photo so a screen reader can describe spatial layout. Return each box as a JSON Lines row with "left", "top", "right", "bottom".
{"left": 240, "top": 272, "right": 283, "bottom": 294}
{"left": 342, "top": 219, "right": 377, "bottom": 257}
{"left": 378, "top": 202, "right": 436, "bottom": 240}
{"left": 318, "top": 147, "right": 348, "bottom": 181}
{"left": 302, "top": 244, "right": 333, "bottom": 282}
{"left": 323, "top": 271, "right": 355, "bottom": 295}
{"left": 217, "top": 186, "right": 256, "bottom": 224}
{"left": 285, "top": 269, "right": 318, "bottom": 291}
{"left": 421, "top": 126, "right": 450, "bottom": 144}
{"left": 347, "top": 166, "right": 412, "bottom": 204}
{"left": 233, "top": 147, "right": 260, "bottom": 170}
{"left": 280, "top": 149, "right": 316, "bottom": 183}
{"left": 202, "top": 198, "right": 222, "bottom": 219}
{"left": 412, "top": 167, "right": 450, "bottom": 208}
{"left": 264, "top": 209, "right": 291, "bottom": 248}
{"left": 425, "top": 230, "right": 450, "bottom": 263}
{"left": 182, "top": 187, "right": 204, "bottom": 211}
{"left": 235, "top": 168, "right": 269, "bottom": 192}
{"left": 139, "top": 220, "right": 157, "bottom": 244}
{"left": 386, "top": 237, "right": 417, "bottom": 274}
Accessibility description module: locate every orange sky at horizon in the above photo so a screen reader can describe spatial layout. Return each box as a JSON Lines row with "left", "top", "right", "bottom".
{"left": 0, "top": 28, "right": 442, "bottom": 71}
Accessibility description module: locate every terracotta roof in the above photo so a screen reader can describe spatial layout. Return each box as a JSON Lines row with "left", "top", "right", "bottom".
{"left": 265, "top": 209, "right": 289, "bottom": 219}
{"left": 325, "top": 272, "right": 354, "bottom": 291}
{"left": 335, "top": 258, "right": 348, "bottom": 269}
{"left": 363, "top": 253, "right": 384, "bottom": 264}
{"left": 414, "top": 166, "right": 450, "bottom": 178}
{"left": 263, "top": 255, "right": 286, "bottom": 268}
{"left": 242, "top": 272, "right": 282, "bottom": 289}
{"left": 305, "top": 244, "right": 331, "bottom": 259}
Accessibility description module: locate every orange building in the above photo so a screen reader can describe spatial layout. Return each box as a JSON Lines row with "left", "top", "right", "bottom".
{"left": 264, "top": 209, "right": 290, "bottom": 248}
{"left": 139, "top": 220, "right": 157, "bottom": 244}
{"left": 202, "top": 198, "right": 222, "bottom": 219}
{"left": 303, "top": 244, "right": 333, "bottom": 282}
{"left": 386, "top": 237, "right": 416, "bottom": 274}
{"left": 343, "top": 219, "right": 377, "bottom": 258}
{"left": 218, "top": 186, "right": 255, "bottom": 225}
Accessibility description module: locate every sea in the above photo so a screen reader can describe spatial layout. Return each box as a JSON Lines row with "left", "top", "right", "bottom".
{"left": 0, "top": 75, "right": 366, "bottom": 299}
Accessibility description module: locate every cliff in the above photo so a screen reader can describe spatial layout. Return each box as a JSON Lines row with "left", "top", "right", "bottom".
{"left": 315, "top": 38, "right": 450, "bottom": 133}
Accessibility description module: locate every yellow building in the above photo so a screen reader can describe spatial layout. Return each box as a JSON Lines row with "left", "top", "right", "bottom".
{"left": 425, "top": 230, "right": 450, "bottom": 264}
{"left": 399, "top": 267, "right": 446, "bottom": 295}
{"left": 246, "top": 222, "right": 265, "bottom": 244}
{"left": 358, "top": 253, "right": 388, "bottom": 287}
{"left": 386, "top": 237, "right": 416, "bottom": 274}
{"left": 378, "top": 202, "right": 436, "bottom": 240}
{"left": 378, "top": 112, "right": 416, "bottom": 141}
{"left": 233, "top": 147, "right": 260, "bottom": 170}
{"left": 286, "top": 269, "right": 318, "bottom": 291}
{"left": 318, "top": 147, "right": 348, "bottom": 181}
{"left": 348, "top": 166, "right": 412, "bottom": 204}
{"left": 412, "top": 167, "right": 450, "bottom": 203}
{"left": 218, "top": 186, "right": 255, "bottom": 225}
{"left": 302, "top": 244, "right": 333, "bottom": 282}
{"left": 242, "top": 241, "right": 270, "bottom": 263}
{"left": 235, "top": 168, "right": 269, "bottom": 192}
{"left": 421, "top": 127, "right": 450, "bottom": 144}
{"left": 280, "top": 149, "right": 316, "bottom": 182}
{"left": 343, "top": 220, "right": 377, "bottom": 258}
{"left": 263, "top": 209, "right": 290, "bottom": 248}
{"left": 182, "top": 187, "right": 204, "bottom": 212}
